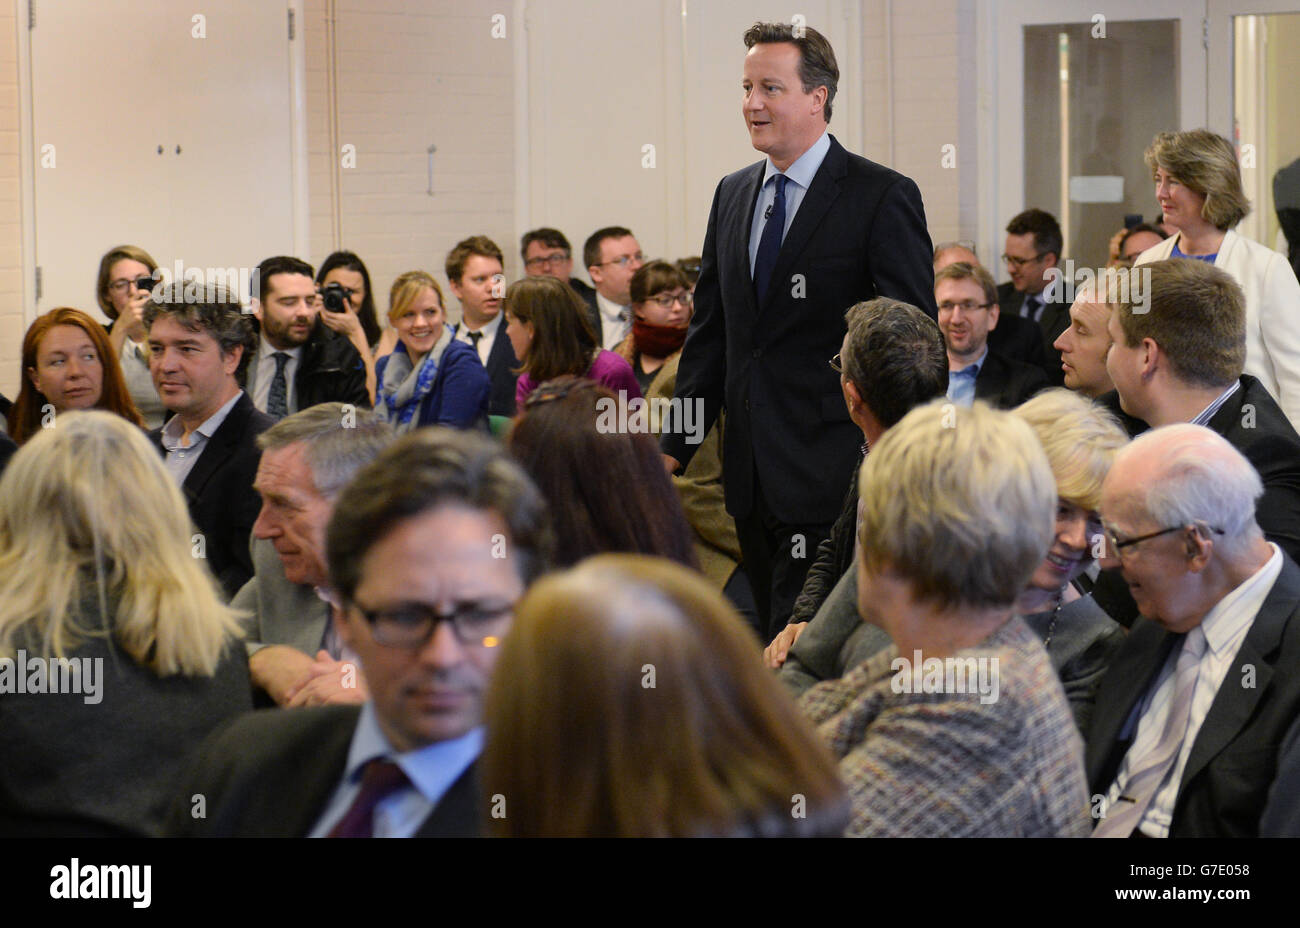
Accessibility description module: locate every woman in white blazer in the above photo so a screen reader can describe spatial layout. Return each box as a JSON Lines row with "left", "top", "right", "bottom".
{"left": 1134, "top": 129, "right": 1300, "bottom": 427}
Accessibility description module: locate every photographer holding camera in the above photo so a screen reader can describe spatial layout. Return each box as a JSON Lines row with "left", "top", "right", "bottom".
{"left": 248, "top": 256, "right": 371, "bottom": 418}
{"left": 95, "top": 245, "right": 167, "bottom": 428}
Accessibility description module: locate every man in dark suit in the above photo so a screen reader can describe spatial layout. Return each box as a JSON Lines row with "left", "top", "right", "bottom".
{"left": 998, "top": 208, "right": 1069, "bottom": 385}
{"left": 935, "top": 260, "right": 1048, "bottom": 409}
{"left": 237, "top": 403, "right": 394, "bottom": 707}
{"left": 582, "top": 226, "right": 644, "bottom": 350}
{"left": 446, "top": 236, "right": 516, "bottom": 417}
{"left": 171, "top": 429, "right": 553, "bottom": 837}
{"left": 934, "top": 241, "right": 1047, "bottom": 372}
{"left": 520, "top": 226, "right": 599, "bottom": 313}
{"left": 245, "top": 256, "right": 369, "bottom": 416}
{"left": 663, "top": 21, "right": 935, "bottom": 642}
{"left": 145, "top": 285, "right": 274, "bottom": 599}
{"left": 1089, "top": 425, "right": 1300, "bottom": 837}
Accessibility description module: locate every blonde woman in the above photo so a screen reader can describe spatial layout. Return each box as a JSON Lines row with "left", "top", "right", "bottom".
{"left": 1135, "top": 130, "right": 1300, "bottom": 426}
{"left": 0, "top": 411, "right": 251, "bottom": 837}
{"left": 482, "top": 554, "right": 848, "bottom": 837}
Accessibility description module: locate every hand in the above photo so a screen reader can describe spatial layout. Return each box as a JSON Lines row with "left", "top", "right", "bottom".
{"left": 285, "top": 650, "right": 369, "bottom": 707}
{"left": 319, "top": 304, "right": 364, "bottom": 342}
{"left": 662, "top": 453, "right": 681, "bottom": 474}
{"left": 763, "top": 622, "right": 808, "bottom": 669}
{"left": 248, "top": 645, "right": 319, "bottom": 705}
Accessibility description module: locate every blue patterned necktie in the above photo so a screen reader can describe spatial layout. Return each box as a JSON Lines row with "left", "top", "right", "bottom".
{"left": 754, "top": 174, "right": 788, "bottom": 303}
{"left": 267, "top": 351, "right": 290, "bottom": 419}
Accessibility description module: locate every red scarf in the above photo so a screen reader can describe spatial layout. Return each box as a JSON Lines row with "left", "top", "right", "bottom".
{"left": 633, "top": 319, "right": 688, "bottom": 359}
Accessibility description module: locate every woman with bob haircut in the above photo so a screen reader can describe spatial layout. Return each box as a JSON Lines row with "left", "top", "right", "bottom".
{"left": 7, "top": 307, "right": 144, "bottom": 444}
{"left": 1011, "top": 388, "right": 1129, "bottom": 734}
{"left": 504, "top": 276, "right": 641, "bottom": 410}
{"left": 1135, "top": 129, "right": 1300, "bottom": 425}
{"left": 482, "top": 553, "right": 849, "bottom": 837}
{"left": 0, "top": 411, "right": 251, "bottom": 836}
{"left": 798, "top": 399, "right": 1091, "bottom": 837}
{"left": 508, "top": 376, "right": 697, "bottom": 570}
{"left": 95, "top": 244, "right": 166, "bottom": 428}
{"left": 374, "top": 270, "right": 490, "bottom": 431}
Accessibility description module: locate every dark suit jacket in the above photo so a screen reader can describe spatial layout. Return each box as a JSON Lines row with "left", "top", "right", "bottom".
{"left": 151, "top": 392, "right": 275, "bottom": 599}
{"left": 1086, "top": 553, "right": 1300, "bottom": 837}
{"left": 974, "top": 349, "right": 1050, "bottom": 409}
{"left": 473, "top": 322, "right": 519, "bottom": 418}
{"left": 169, "top": 705, "right": 480, "bottom": 837}
{"left": 663, "top": 134, "right": 935, "bottom": 524}
{"left": 570, "top": 278, "right": 601, "bottom": 345}
{"left": 987, "top": 310, "right": 1049, "bottom": 372}
{"left": 997, "top": 281, "right": 1069, "bottom": 385}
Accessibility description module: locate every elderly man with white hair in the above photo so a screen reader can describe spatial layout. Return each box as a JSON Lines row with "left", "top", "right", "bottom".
{"left": 1089, "top": 423, "right": 1300, "bottom": 838}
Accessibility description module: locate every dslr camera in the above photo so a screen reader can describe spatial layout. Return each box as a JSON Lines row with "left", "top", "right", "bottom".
{"left": 320, "top": 282, "right": 350, "bottom": 313}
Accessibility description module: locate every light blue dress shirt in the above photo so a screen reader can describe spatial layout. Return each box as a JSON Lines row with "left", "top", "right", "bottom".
{"left": 748, "top": 130, "right": 832, "bottom": 276}
{"left": 309, "top": 702, "right": 483, "bottom": 838}
{"left": 946, "top": 347, "right": 988, "bottom": 408}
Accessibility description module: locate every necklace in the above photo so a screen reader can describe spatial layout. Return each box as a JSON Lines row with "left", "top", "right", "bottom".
{"left": 1041, "top": 592, "right": 1065, "bottom": 651}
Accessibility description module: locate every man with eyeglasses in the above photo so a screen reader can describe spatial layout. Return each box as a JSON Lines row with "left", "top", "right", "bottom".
{"left": 172, "top": 429, "right": 553, "bottom": 837}
{"left": 520, "top": 226, "right": 598, "bottom": 312}
{"left": 1087, "top": 424, "right": 1300, "bottom": 838}
{"left": 935, "top": 261, "right": 1047, "bottom": 409}
{"left": 998, "top": 209, "right": 1069, "bottom": 386}
{"left": 247, "top": 256, "right": 370, "bottom": 418}
{"left": 583, "top": 225, "right": 645, "bottom": 351}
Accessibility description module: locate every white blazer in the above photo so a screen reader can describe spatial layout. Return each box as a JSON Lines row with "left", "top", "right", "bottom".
{"left": 1136, "top": 228, "right": 1300, "bottom": 427}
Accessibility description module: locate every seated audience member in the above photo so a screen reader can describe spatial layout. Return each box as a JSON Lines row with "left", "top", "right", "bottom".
{"left": 506, "top": 276, "right": 642, "bottom": 409}
{"left": 447, "top": 236, "right": 516, "bottom": 418}
{"left": 0, "top": 411, "right": 250, "bottom": 837}
{"left": 145, "top": 284, "right": 273, "bottom": 599}
{"left": 933, "top": 242, "right": 1048, "bottom": 374}
{"left": 8, "top": 307, "right": 144, "bottom": 445}
{"left": 1136, "top": 130, "right": 1300, "bottom": 425}
{"left": 171, "top": 429, "right": 552, "bottom": 837}
{"left": 675, "top": 255, "right": 701, "bottom": 290}
{"left": 583, "top": 226, "right": 645, "bottom": 350}
{"left": 936, "top": 261, "right": 1049, "bottom": 409}
{"left": 236, "top": 403, "right": 394, "bottom": 706}
{"left": 375, "top": 270, "right": 489, "bottom": 431}
{"left": 317, "top": 250, "right": 388, "bottom": 403}
{"left": 508, "top": 377, "right": 696, "bottom": 570}
{"left": 615, "top": 262, "right": 754, "bottom": 627}
{"left": 1052, "top": 279, "right": 1116, "bottom": 397}
{"left": 1102, "top": 259, "right": 1300, "bottom": 562}
{"left": 521, "top": 226, "right": 598, "bottom": 308}
{"left": 1111, "top": 222, "right": 1167, "bottom": 268}
{"left": 1264, "top": 713, "right": 1300, "bottom": 836}
{"left": 96, "top": 244, "right": 167, "bottom": 427}
{"left": 1090, "top": 425, "right": 1300, "bottom": 837}
{"left": 482, "top": 554, "right": 848, "bottom": 837}
{"left": 999, "top": 208, "right": 1071, "bottom": 385}
{"left": 767, "top": 297, "right": 948, "bottom": 664}
{"left": 798, "top": 400, "right": 1091, "bottom": 837}
{"left": 248, "top": 256, "right": 369, "bottom": 417}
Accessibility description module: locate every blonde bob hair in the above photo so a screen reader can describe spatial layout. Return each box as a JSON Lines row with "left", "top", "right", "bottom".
{"left": 1144, "top": 129, "right": 1251, "bottom": 231}
{"left": 0, "top": 410, "right": 244, "bottom": 675}
{"left": 858, "top": 399, "right": 1056, "bottom": 610}
{"left": 1012, "top": 389, "right": 1128, "bottom": 513}
{"left": 482, "top": 554, "right": 849, "bottom": 837}
{"left": 387, "top": 270, "right": 445, "bottom": 326}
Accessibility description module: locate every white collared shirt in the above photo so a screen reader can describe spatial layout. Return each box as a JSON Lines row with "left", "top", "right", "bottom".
{"left": 748, "top": 129, "right": 832, "bottom": 275}
{"left": 453, "top": 310, "right": 502, "bottom": 365}
{"left": 596, "top": 291, "right": 630, "bottom": 351}
{"left": 250, "top": 335, "right": 303, "bottom": 414}
{"left": 1104, "top": 543, "right": 1283, "bottom": 837}
{"left": 160, "top": 390, "right": 244, "bottom": 485}
{"left": 1191, "top": 380, "right": 1242, "bottom": 426}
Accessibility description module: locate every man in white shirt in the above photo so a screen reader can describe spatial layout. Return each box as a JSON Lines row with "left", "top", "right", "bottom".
{"left": 445, "top": 236, "right": 514, "bottom": 417}
{"left": 1088, "top": 424, "right": 1300, "bottom": 837}
{"left": 583, "top": 225, "right": 644, "bottom": 351}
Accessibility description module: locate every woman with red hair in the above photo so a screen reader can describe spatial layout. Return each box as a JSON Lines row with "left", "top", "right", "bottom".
{"left": 7, "top": 307, "right": 144, "bottom": 444}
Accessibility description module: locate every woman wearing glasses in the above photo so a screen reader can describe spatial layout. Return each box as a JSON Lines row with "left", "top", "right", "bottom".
{"left": 505, "top": 276, "right": 641, "bottom": 408}
{"left": 94, "top": 245, "right": 166, "bottom": 428}
{"left": 613, "top": 260, "right": 693, "bottom": 393}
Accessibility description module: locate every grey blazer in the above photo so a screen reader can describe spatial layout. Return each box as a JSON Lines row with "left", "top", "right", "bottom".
{"left": 231, "top": 537, "right": 332, "bottom": 658}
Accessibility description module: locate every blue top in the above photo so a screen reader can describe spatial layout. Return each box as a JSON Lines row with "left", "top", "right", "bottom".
{"left": 375, "top": 332, "right": 490, "bottom": 430}
{"left": 1171, "top": 241, "right": 1218, "bottom": 263}
{"left": 946, "top": 347, "right": 988, "bottom": 408}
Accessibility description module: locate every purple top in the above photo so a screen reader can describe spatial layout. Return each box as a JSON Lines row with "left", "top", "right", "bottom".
{"left": 515, "top": 349, "right": 643, "bottom": 409}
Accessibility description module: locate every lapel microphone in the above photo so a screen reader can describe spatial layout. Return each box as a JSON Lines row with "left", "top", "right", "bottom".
{"left": 764, "top": 203, "right": 774, "bottom": 220}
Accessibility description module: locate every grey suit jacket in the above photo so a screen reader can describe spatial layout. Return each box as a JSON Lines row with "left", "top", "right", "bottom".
{"left": 232, "top": 537, "right": 332, "bottom": 658}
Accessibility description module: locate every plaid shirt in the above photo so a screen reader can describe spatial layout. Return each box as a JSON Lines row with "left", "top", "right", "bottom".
{"left": 799, "top": 616, "right": 1091, "bottom": 837}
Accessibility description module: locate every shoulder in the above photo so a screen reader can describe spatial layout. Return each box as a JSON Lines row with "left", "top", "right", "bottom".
{"left": 198, "top": 705, "right": 359, "bottom": 773}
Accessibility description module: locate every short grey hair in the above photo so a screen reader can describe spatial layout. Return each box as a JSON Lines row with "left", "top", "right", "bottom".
{"left": 1120, "top": 424, "right": 1263, "bottom": 554}
{"left": 257, "top": 403, "right": 395, "bottom": 497}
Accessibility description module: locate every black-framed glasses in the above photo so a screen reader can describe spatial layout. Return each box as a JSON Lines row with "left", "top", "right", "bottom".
{"left": 1001, "top": 252, "right": 1049, "bottom": 270}
{"left": 937, "top": 300, "right": 992, "bottom": 313}
{"left": 829, "top": 353, "right": 843, "bottom": 374}
{"left": 1105, "top": 522, "right": 1225, "bottom": 557}
{"left": 649, "top": 291, "right": 693, "bottom": 309}
{"left": 598, "top": 253, "right": 644, "bottom": 268}
{"left": 350, "top": 599, "right": 514, "bottom": 649}
{"left": 524, "top": 253, "right": 569, "bottom": 270}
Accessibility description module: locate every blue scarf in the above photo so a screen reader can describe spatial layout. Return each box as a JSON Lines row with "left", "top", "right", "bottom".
{"left": 379, "top": 327, "right": 453, "bottom": 431}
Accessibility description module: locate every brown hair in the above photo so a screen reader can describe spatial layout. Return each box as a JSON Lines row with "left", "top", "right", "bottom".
{"left": 508, "top": 377, "right": 697, "bottom": 569}
{"left": 1113, "top": 259, "right": 1245, "bottom": 389}
{"left": 8, "top": 308, "right": 144, "bottom": 444}
{"left": 503, "top": 276, "right": 597, "bottom": 382}
{"left": 444, "top": 235, "right": 504, "bottom": 285}
{"left": 482, "top": 553, "right": 849, "bottom": 837}
{"left": 95, "top": 245, "right": 158, "bottom": 320}
{"left": 742, "top": 21, "right": 839, "bottom": 122}
{"left": 934, "top": 260, "right": 998, "bottom": 308}
{"left": 629, "top": 260, "right": 689, "bottom": 307}
{"left": 1144, "top": 130, "right": 1251, "bottom": 231}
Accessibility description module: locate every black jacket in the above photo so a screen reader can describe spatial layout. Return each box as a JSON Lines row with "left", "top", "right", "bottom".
{"left": 997, "top": 281, "right": 1070, "bottom": 386}
{"left": 789, "top": 448, "right": 863, "bottom": 625}
{"left": 974, "top": 349, "right": 1050, "bottom": 409}
{"left": 294, "top": 321, "right": 370, "bottom": 411}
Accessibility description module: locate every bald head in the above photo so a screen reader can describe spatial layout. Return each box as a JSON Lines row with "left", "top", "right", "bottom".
{"left": 933, "top": 244, "right": 979, "bottom": 273}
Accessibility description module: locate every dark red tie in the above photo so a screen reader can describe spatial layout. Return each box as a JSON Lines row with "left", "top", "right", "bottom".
{"left": 327, "top": 759, "right": 410, "bottom": 838}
